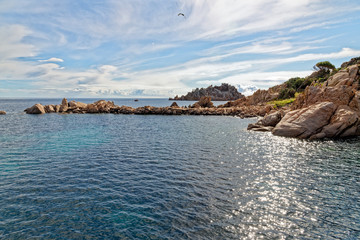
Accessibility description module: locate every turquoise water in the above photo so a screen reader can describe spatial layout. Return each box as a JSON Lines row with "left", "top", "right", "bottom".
{"left": 0, "top": 99, "right": 359, "bottom": 239}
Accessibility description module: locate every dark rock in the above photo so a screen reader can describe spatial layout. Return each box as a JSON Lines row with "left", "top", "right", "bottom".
{"left": 170, "top": 102, "right": 179, "bottom": 108}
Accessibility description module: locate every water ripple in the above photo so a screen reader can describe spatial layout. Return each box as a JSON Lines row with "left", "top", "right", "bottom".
{"left": 0, "top": 99, "right": 360, "bottom": 239}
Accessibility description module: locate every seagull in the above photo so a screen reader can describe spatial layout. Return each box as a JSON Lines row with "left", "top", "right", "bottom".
{"left": 178, "top": 13, "right": 185, "bottom": 18}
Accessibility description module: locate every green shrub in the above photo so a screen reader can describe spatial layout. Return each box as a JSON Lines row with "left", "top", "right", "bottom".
{"left": 278, "top": 88, "right": 296, "bottom": 99}
{"left": 313, "top": 61, "right": 335, "bottom": 72}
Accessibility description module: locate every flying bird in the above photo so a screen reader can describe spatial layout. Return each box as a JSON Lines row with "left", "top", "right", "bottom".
{"left": 178, "top": 13, "right": 185, "bottom": 18}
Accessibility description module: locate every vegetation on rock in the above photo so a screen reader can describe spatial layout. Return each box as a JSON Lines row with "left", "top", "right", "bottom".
{"left": 313, "top": 61, "right": 335, "bottom": 72}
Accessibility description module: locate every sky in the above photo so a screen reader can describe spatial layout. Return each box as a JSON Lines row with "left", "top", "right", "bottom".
{"left": 1, "top": 0, "right": 360, "bottom": 98}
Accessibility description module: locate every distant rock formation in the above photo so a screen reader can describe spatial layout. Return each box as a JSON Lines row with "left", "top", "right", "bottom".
{"left": 170, "top": 83, "right": 245, "bottom": 101}
{"left": 0, "top": 111, "right": 6, "bottom": 115}
{"left": 248, "top": 57, "right": 360, "bottom": 139}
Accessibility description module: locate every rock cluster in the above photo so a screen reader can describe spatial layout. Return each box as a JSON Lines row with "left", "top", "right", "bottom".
{"left": 248, "top": 60, "right": 360, "bottom": 139}
{"left": 25, "top": 96, "right": 272, "bottom": 118}
{"left": 25, "top": 99, "right": 116, "bottom": 114}
{"left": 170, "top": 83, "right": 245, "bottom": 101}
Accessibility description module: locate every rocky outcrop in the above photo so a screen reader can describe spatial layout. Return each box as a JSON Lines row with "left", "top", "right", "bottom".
{"left": 170, "top": 83, "right": 245, "bottom": 101}
{"left": 247, "top": 111, "right": 284, "bottom": 132}
{"left": 170, "top": 102, "right": 179, "bottom": 108}
{"left": 86, "top": 100, "right": 115, "bottom": 113}
{"left": 192, "top": 96, "right": 214, "bottom": 108}
{"left": 248, "top": 59, "right": 360, "bottom": 139}
{"left": 59, "top": 98, "right": 69, "bottom": 112}
{"left": 0, "top": 111, "right": 6, "bottom": 115}
{"left": 25, "top": 103, "right": 46, "bottom": 114}
{"left": 247, "top": 88, "right": 279, "bottom": 105}
{"left": 272, "top": 102, "right": 337, "bottom": 138}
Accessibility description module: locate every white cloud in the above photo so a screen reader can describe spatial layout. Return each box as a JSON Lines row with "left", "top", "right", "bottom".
{"left": 38, "top": 57, "right": 64, "bottom": 63}
{"left": 0, "top": 25, "right": 36, "bottom": 60}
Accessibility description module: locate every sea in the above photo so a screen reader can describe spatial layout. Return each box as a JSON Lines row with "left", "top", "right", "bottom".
{"left": 0, "top": 98, "right": 359, "bottom": 239}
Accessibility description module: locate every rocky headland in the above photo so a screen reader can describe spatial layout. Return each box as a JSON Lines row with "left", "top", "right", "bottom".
{"left": 169, "top": 83, "right": 245, "bottom": 101}
{"left": 248, "top": 57, "right": 360, "bottom": 139}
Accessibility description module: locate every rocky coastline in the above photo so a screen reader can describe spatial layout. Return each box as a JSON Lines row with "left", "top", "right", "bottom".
{"left": 24, "top": 57, "right": 360, "bottom": 140}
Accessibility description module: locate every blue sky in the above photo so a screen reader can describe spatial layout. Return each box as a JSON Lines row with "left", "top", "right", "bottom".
{"left": 1, "top": 0, "right": 360, "bottom": 98}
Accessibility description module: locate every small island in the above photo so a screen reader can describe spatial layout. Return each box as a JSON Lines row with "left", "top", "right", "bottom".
{"left": 169, "top": 83, "right": 245, "bottom": 101}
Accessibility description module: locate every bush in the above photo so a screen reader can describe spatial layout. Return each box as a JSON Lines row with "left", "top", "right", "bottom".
{"left": 313, "top": 61, "right": 335, "bottom": 72}
{"left": 286, "top": 77, "right": 305, "bottom": 89}
{"left": 278, "top": 88, "right": 296, "bottom": 99}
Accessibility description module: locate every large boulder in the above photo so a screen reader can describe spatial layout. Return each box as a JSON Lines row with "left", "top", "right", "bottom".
{"left": 326, "top": 65, "right": 359, "bottom": 88}
{"left": 292, "top": 85, "right": 355, "bottom": 110}
{"left": 54, "top": 105, "right": 61, "bottom": 113}
{"left": 272, "top": 102, "right": 337, "bottom": 138}
{"left": 247, "top": 89, "right": 278, "bottom": 105}
{"left": 44, "top": 105, "right": 55, "bottom": 113}
{"left": 86, "top": 100, "right": 115, "bottom": 113}
{"left": 192, "top": 96, "right": 214, "bottom": 108}
{"left": 0, "top": 111, "right": 6, "bottom": 115}
{"left": 69, "top": 101, "right": 88, "bottom": 109}
{"left": 170, "top": 102, "right": 179, "bottom": 108}
{"left": 247, "top": 111, "right": 283, "bottom": 132}
{"left": 25, "top": 104, "right": 46, "bottom": 114}
{"left": 59, "top": 98, "right": 69, "bottom": 112}
{"left": 312, "top": 105, "right": 360, "bottom": 139}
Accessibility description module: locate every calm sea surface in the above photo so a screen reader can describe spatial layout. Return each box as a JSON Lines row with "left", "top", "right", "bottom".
{"left": 0, "top": 99, "right": 359, "bottom": 239}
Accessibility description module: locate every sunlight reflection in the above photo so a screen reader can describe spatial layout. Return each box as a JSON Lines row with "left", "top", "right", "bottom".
{"left": 224, "top": 132, "right": 330, "bottom": 239}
